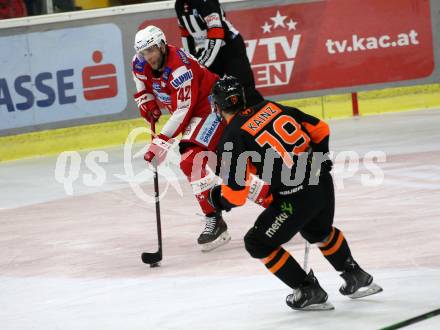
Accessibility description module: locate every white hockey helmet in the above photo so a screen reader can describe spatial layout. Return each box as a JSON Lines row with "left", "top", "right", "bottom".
{"left": 134, "top": 25, "right": 167, "bottom": 53}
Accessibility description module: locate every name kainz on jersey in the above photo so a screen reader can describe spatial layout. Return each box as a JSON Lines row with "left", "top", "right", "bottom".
{"left": 242, "top": 105, "right": 282, "bottom": 136}
{"left": 171, "top": 70, "right": 193, "bottom": 89}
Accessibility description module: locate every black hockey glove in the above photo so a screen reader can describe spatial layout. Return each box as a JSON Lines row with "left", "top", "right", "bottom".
{"left": 321, "top": 157, "right": 333, "bottom": 173}
{"left": 309, "top": 142, "right": 333, "bottom": 174}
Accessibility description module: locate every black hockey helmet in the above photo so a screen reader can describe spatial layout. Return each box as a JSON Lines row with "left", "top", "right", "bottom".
{"left": 211, "top": 75, "right": 246, "bottom": 115}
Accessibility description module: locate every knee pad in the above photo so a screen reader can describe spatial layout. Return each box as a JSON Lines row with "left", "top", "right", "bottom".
{"left": 317, "top": 226, "right": 342, "bottom": 248}
{"left": 244, "top": 228, "right": 275, "bottom": 259}
{"left": 190, "top": 167, "right": 218, "bottom": 196}
{"left": 179, "top": 145, "right": 207, "bottom": 178}
{"left": 301, "top": 227, "right": 333, "bottom": 244}
{"left": 180, "top": 145, "right": 220, "bottom": 195}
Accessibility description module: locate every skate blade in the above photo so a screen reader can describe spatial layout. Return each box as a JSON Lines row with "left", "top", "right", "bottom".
{"left": 200, "top": 231, "right": 231, "bottom": 252}
{"left": 348, "top": 283, "right": 383, "bottom": 299}
{"left": 291, "top": 302, "right": 335, "bottom": 311}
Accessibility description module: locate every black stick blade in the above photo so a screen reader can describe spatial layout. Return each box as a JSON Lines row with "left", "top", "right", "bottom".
{"left": 141, "top": 251, "right": 162, "bottom": 265}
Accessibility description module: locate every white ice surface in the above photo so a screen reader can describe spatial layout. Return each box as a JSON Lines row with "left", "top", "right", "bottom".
{"left": 0, "top": 269, "right": 439, "bottom": 330}
{"left": 1, "top": 109, "right": 440, "bottom": 329}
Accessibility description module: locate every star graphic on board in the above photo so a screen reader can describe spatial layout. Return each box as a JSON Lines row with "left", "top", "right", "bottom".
{"left": 286, "top": 19, "right": 298, "bottom": 31}
{"left": 270, "top": 10, "right": 287, "bottom": 28}
{"left": 260, "top": 10, "right": 299, "bottom": 33}
{"left": 261, "top": 21, "right": 272, "bottom": 33}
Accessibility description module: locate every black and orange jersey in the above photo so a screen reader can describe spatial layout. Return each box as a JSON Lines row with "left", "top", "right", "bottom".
{"left": 216, "top": 100, "right": 330, "bottom": 209}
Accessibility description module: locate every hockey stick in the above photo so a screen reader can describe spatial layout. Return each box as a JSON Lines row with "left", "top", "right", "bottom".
{"left": 141, "top": 121, "right": 163, "bottom": 267}
{"left": 380, "top": 308, "right": 440, "bottom": 330}
{"left": 303, "top": 240, "right": 310, "bottom": 272}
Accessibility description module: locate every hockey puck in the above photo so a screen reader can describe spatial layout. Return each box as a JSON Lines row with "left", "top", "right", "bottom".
{"left": 150, "top": 262, "right": 160, "bottom": 268}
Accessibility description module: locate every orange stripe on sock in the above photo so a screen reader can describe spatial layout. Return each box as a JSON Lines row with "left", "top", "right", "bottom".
{"left": 263, "top": 247, "right": 281, "bottom": 265}
{"left": 320, "top": 227, "right": 336, "bottom": 248}
{"left": 268, "top": 251, "right": 290, "bottom": 273}
{"left": 322, "top": 232, "right": 344, "bottom": 256}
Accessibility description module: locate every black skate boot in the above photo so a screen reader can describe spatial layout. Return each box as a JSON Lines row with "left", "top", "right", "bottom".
{"left": 197, "top": 212, "right": 231, "bottom": 252}
{"left": 339, "top": 256, "right": 383, "bottom": 299}
{"left": 286, "top": 270, "right": 334, "bottom": 311}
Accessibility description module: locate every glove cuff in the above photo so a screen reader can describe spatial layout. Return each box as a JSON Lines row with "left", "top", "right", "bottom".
{"left": 152, "top": 135, "right": 173, "bottom": 151}
{"left": 134, "top": 90, "right": 154, "bottom": 106}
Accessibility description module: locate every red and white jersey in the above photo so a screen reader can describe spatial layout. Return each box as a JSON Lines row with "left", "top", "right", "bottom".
{"left": 132, "top": 45, "right": 219, "bottom": 139}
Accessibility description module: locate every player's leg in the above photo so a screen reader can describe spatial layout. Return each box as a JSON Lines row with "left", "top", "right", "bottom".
{"left": 223, "top": 34, "right": 263, "bottom": 107}
{"left": 179, "top": 142, "right": 230, "bottom": 251}
{"left": 301, "top": 173, "right": 383, "bottom": 298}
{"left": 243, "top": 192, "right": 334, "bottom": 311}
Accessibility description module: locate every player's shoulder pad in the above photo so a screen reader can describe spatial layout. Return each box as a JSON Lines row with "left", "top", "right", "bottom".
{"left": 132, "top": 54, "right": 146, "bottom": 74}
{"left": 176, "top": 47, "right": 192, "bottom": 66}
{"left": 170, "top": 65, "right": 194, "bottom": 89}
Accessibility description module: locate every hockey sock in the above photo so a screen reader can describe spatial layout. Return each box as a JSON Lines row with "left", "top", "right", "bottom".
{"left": 262, "top": 247, "right": 307, "bottom": 288}
{"left": 318, "top": 227, "right": 352, "bottom": 271}
{"left": 191, "top": 172, "right": 217, "bottom": 215}
{"left": 181, "top": 145, "right": 219, "bottom": 215}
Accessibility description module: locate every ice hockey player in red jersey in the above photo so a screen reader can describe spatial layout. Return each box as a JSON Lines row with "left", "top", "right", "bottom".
{"left": 208, "top": 76, "right": 383, "bottom": 310}
{"left": 132, "top": 25, "right": 229, "bottom": 251}
{"left": 131, "top": 26, "right": 271, "bottom": 251}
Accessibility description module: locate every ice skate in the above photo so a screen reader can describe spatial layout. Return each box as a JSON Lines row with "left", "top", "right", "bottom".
{"left": 286, "top": 270, "right": 335, "bottom": 311}
{"left": 198, "top": 212, "right": 231, "bottom": 252}
{"left": 339, "top": 257, "right": 383, "bottom": 299}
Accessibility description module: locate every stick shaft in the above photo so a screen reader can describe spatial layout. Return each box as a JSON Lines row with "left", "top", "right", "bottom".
{"left": 151, "top": 122, "right": 163, "bottom": 254}
{"left": 303, "top": 241, "right": 310, "bottom": 272}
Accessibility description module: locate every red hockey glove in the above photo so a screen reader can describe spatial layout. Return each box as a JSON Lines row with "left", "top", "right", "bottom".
{"left": 144, "top": 134, "right": 173, "bottom": 166}
{"left": 134, "top": 90, "right": 161, "bottom": 124}
{"left": 248, "top": 174, "right": 272, "bottom": 208}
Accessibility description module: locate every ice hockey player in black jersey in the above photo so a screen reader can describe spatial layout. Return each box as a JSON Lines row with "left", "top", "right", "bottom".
{"left": 174, "top": 0, "right": 263, "bottom": 106}
{"left": 208, "top": 76, "right": 383, "bottom": 311}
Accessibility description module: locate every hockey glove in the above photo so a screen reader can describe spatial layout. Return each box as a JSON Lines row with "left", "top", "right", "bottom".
{"left": 309, "top": 142, "right": 333, "bottom": 174}
{"left": 134, "top": 90, "right": 161, "bottom": 124}
{"left": 248, "top": 174, "right": 273, "bottom": 208}
{"left": 144, "top": 134, "right": 173, "bottom": 166}
{"left": 321, "top": 158, "right": 333, "bottom": 173}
